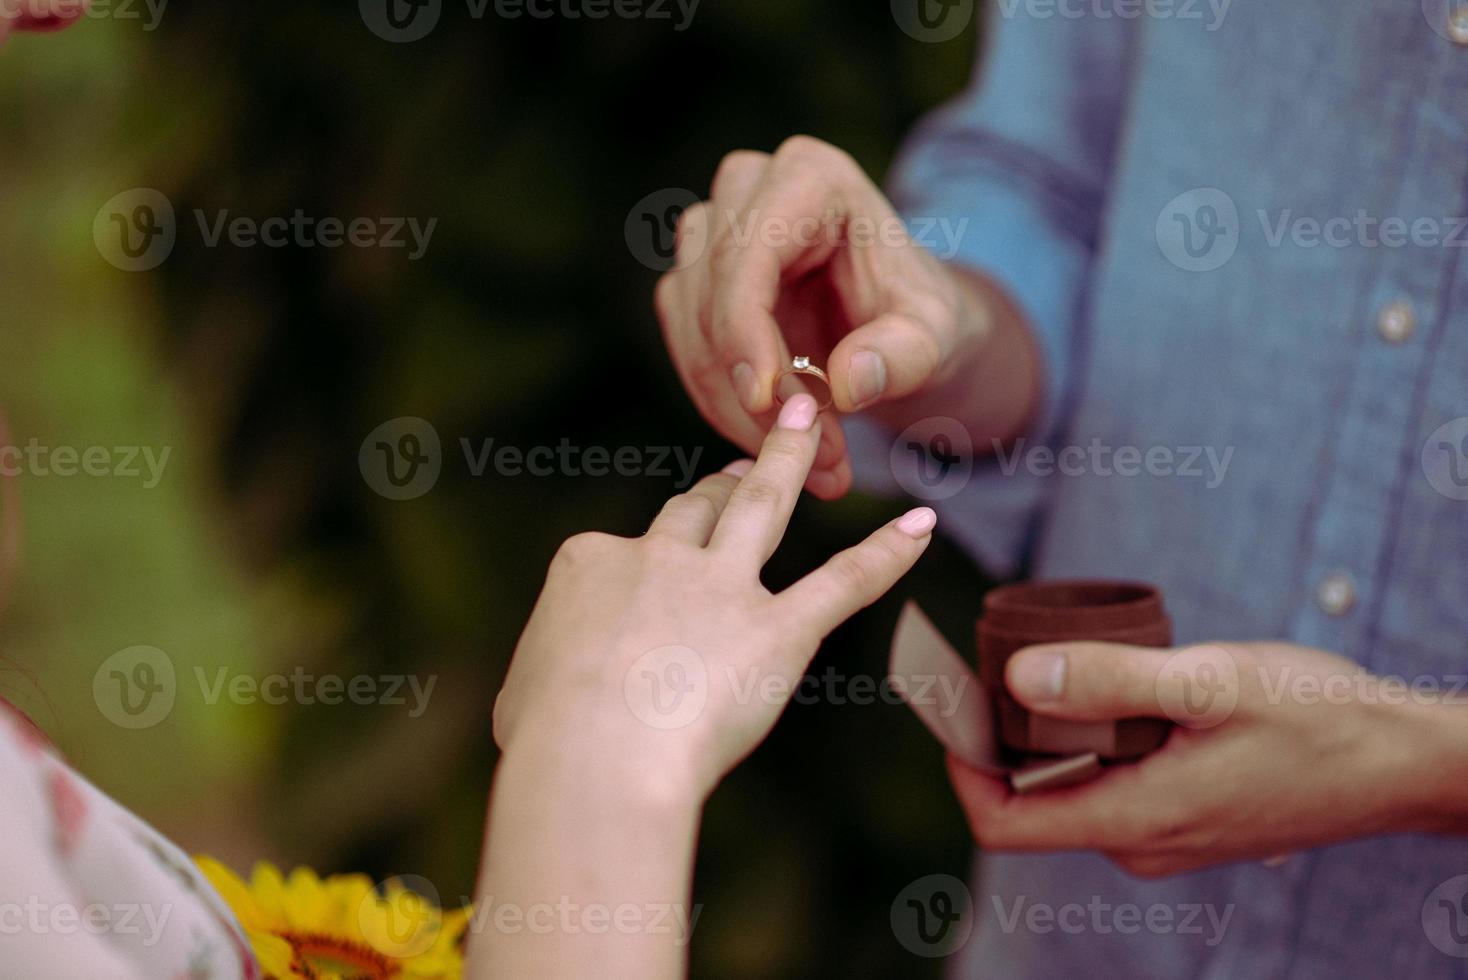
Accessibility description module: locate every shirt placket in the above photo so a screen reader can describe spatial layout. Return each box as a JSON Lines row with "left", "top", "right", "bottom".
{"left": 1203, "top": 35, "right": 1468, "bottom": 980}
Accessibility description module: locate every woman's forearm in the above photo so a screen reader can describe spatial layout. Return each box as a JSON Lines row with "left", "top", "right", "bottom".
{"left": 468, "top": 738, "right": 703, "bottom": 980}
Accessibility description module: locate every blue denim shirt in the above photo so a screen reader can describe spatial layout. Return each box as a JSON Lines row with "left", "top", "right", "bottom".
{"left": 847, "top": 2, "right": 1468, "bottom": 976}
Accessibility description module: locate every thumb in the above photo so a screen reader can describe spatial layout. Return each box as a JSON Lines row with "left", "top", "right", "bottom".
{"left": 1004, "top": 642, "right": 1177, "bottom": 721}
{"left": 827, "top": 311, "right": 947, "bottom": 413}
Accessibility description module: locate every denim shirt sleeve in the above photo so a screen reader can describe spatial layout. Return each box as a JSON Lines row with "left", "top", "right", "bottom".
{"left": 843, "top": 9, "right": 1137, "bottom": 576}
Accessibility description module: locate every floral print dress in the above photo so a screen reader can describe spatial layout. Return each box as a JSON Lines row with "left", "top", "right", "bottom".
{"left": 0, "top": 701, "right": 258, "bottom": 979}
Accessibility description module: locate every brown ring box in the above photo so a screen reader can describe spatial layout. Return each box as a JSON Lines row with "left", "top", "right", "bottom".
{"left": 977, "top": 581, "right": 1173, "bottom": 763}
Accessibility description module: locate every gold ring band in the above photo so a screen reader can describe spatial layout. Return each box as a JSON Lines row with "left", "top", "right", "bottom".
{"left": 774, "top": 355, "right": 834, "bottom": 413}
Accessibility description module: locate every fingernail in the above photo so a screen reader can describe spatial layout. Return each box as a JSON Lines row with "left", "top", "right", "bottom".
{"left": 722, "top": 458, "right": 754, "bottom": 477}
{"left": 731, "top": 362, "right": 759, "bottom": 412}
{"left": 1009, "top": 650, "right": 1066, "bottom": 704}
{"left": 895, "top": 506, "right": 936, "bottom": 538}
{"left": 849, "top": 349, "right": 887, "bottom": 407}
{"left": 776, "top": 392, "right": 818, "bottom": 431}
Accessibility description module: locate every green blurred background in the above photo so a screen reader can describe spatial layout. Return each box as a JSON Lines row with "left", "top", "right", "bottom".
{"left": 0, "top": 3, "right": 996, "bottom": 976}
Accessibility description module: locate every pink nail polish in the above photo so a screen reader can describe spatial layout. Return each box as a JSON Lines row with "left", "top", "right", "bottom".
{"left": 776, "top": 393, "right": 818, "bottom": 431}
{"left": 895, "top": 507, "right": 937, "bottom": 537}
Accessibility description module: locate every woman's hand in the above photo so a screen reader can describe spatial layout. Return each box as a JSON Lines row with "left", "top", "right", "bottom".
{"left": 476, "top": 392, "right": 934, "bottom": 979}
{"left": 947, "top": 640, "right": 1468, "bottom": 877}
{"left": 492, "top": 391, "right": 937, "bottom": 803}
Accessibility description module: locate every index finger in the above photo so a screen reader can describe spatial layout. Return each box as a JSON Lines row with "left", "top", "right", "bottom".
{"left": 706, "top": 145, "right": 860, "bottom": 413}
{"left": 946, "top": 753, "right": 1157, "bottom": 853}
{"left": 708, "top": 393, "right": 821, "bottom": 564}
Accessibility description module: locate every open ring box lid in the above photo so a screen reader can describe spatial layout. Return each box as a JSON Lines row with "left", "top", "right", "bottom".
{"left": 889, "top": 581, "right": 1173, "bottom": 794}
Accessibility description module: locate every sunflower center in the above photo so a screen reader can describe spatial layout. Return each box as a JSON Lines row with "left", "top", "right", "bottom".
{"left": 280, "top": 930, "right": 401, "bottom": 979}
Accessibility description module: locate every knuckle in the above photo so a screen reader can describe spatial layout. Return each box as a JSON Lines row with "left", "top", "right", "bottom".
{"left": 707, "top": 223, "right": 747, "bottom": 270}
{"left": 731, "top": 478, "right": 782, "bottom": 508}
{"left": 775, "top": 134, "right": 821, "bottom": 158}
{"left": 866, "top": 533, "right": 905, "bottom": 566}
{"left": 1143, "top": 801, "right": 1196, "bottom": 847}
{"left": 679, "top": 489, "right": 724, "bottom": 525}
{"left": 774, "top": 136, "right": 862, "bottom": 189}
{"left": 909, "top": 290, "right": 956, "bottom": 331}
{"left": 697, "top": 473, "right": 740, "bottom": 498}
{"left": 705, "top": 471, "right": 741, "bottom": 488}
{"left": 642, "top": 530, "right": 692, "bottom": 561}
{"left": 711, "top": 150, "right": 767, "bottom": 199}
{"left": 690, "top": 357, "right": 729, "bottom": 392}
{"left": 653, "top": 273, "right": 678, "bottom": 322}
{"left": 1087, "top": 663, "right": 1130, "bottom": 709}
{"left": 673, "top": 200, "right": 706, "bottom": 241}
{"left": 775, "top": 134, "right": 848, "bottom": 170}
{"left": 904, "top": 305, "right": 956, "bottom": 365}
{"left": 1104, "top": 799, "right": 1179, "bottom": 852}
{"left": 832, "top": 552, "right": 880, "bottom": 595}
{"left": 1085, "top": 803, "right": 1134, "bottom": 848}
{"left": 759, "top": 436, "right": 808, "bottom": 466}
{"left": 1226, "top": 642, "right": 1259, "bottom": 676}
{"left": 554, "top": 531, "right": 617, "bottom": 565}
{"left": 1062, "top": 646, "right": 1130, "bottom": 707}
{"left": 674, "top": 201, "right": 710, "bottom": 263}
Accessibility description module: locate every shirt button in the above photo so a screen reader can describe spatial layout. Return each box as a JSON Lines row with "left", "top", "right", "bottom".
{"left": 1377, "top": 301, "right": 1415, "bottom": 344}
{"left": 1316, "top": 573, "right": 1357, "bottom": 617}
{"left": 1450, "top": 9, "right": 1468, "bottom": 44}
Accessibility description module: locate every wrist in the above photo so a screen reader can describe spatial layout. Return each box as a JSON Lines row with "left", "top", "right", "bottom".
{"left": 498, "top": 715, "right": 707, "bottom": 817}
{"left": 1394, "top": 696, "right": 1468, "bottom": 833}
{"left": 480, "top": 719, "right": 704, "bottom": 980}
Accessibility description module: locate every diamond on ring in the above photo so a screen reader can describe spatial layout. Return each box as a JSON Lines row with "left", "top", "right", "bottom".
{"left": 775, "top": 355, "right": 834, "bottom": 413}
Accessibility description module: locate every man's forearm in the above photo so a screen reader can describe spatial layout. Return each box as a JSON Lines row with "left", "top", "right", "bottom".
{"left": 1404, "top": 697, "right": 1468, "bottom": 835}
{"left": 468, "top": 742, "right": 703, "bottom": 980}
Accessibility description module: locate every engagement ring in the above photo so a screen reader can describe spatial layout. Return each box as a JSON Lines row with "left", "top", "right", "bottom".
{"left": 774, "top": 355, "right": 834, "bottom": 413}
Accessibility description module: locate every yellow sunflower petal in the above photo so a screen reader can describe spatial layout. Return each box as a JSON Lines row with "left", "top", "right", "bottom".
{"left": 359, "top": 887, "right": 446, "bottom": 961}
{"left": 426, "top": 906, "right": 471, "bottom": 958}
{"left": 200, "top": 859, "right": 467, "bottom": 979}
{"left": 194, "top": 856, "right": 270, "bottom": 933}
{"left": 282, "top": 865, "right": 334, "bottom": 933}
{"left": 247, "top": 862, "right": 294, "bottom": 932}
{"left": 246, "top": 931, "right": 305, "bottom": 979}
{"left": 324, "top": 872, "right": 377, "bottom": 927}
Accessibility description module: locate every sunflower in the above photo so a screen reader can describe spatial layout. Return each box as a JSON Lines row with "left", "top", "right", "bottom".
{"left": 197, "top": 857, "right": 471, "bottom": 980}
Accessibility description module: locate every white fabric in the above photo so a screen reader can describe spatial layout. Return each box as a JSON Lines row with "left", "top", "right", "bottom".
{"left": 0, "top": 703, "right": 257, "bottom": 979}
